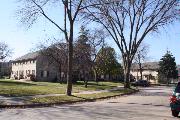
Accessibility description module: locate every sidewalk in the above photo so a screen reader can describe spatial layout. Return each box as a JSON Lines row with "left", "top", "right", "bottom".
{"left": 0, "top": 86, "right": 125, "bottom": 105}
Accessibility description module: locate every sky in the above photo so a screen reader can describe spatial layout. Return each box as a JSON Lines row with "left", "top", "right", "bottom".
{"left": 0, "top": 0, "right": 180, "bottom": 64}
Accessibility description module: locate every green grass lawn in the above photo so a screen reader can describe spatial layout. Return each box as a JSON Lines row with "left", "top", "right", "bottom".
{"left": 0, "top": 79, "right": 123, "bottom": 97}
{"left": 29, "top": 89, "right": 135, "bottom": 104}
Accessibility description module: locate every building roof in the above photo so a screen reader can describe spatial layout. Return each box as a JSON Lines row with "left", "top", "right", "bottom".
{"left": 131, "top": 62, "right": 159, "bottom": 70}
{"left": 13, "top": 51, "right": 40, "bottom": 62}
{"left": 12, "top": 43, "right": 67, "bottom": 62}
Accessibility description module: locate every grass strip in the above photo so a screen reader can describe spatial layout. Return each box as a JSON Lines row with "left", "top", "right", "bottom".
{"left": 29, "top": 89, "right": 135, "bottom": 104}
{"left": 0, "top": 79, "right": 123, "bottom": 97}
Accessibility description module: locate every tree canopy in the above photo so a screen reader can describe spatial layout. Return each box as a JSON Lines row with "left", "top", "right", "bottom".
{"left": 82, "top": 0, "right": 180, "bottom": 88}
{"left": 158, "top": 51, "right": 178, "bottom": 84}
{"left": 0, "top": 42, "right": 12, "bottom": 61}
{"left": 74, "top": 26, "right": 92, "bottom": 77}
{"left": 133, "top": 43, "right": 149, "bottom": 80}
{"left": 17, "top": 0, "right": 92, "bottom": 95}
{"left": 96, "top": 46, "right": 123, "bottom": 78}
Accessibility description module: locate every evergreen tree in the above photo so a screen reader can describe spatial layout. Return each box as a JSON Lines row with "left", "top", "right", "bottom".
{"left": 96, "top": 46, "right": 123, "bottom": 80}
{"left": 77, "top": 26, "right": 89, "bottom": 44}
{"left": 158, "top": 51, "right": 178, "bottom": 84}
{"left": 74, "top": 26, "right": 91, "bottom": 87}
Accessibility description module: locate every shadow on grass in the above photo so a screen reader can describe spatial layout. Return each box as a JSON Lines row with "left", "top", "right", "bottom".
{"left": 0, "top": 81, "right": 37, "bottom": 86}
{"left": 75, "top": 81, "right": 121, "bottom": 85}
{"left": 71, "top": 95, "right": 87, "bottom": 100}
{"left": 71, "top": 88, "right": 134, "bottom": 102}
{"left": 74, "top": 81, "right": 122, "bottom": 90}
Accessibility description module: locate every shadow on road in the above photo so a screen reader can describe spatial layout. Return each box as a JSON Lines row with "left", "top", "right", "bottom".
{"left": 107, "top": 101, "right": 170, "bottom": 108}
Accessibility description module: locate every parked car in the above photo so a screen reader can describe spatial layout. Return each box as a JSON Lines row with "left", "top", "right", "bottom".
{"left": 170, "top": 82, "right": 180, "bottom": 117}
{"left": 131, "top": 80, "right": 150, "bottom": 87}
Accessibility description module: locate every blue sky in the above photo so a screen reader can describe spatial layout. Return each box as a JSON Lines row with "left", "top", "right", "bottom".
{"left": 1, "top": 1, "right": 180, "bottom": 64}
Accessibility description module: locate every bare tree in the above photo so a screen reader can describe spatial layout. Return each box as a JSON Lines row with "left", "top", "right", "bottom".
{"left": 88, "top": 29, "right": 106, "bottom": 82}
{"left": 82, "top": 0, "right": 180, "bottom": 88}
{"left": 17, "top": 0, "right": 95, "bottom": 95}
{"left": 133, "top": 43, "right": 149, "bottom": 80}
{"left": 0, "top": 42, "right": 12, "bottom": 61}
{"left": 38, "top": 39, "right": 68, "bottom": 83}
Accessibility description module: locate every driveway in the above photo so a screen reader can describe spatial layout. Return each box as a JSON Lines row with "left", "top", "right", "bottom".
{"left": 0, "top": 86, "right": 178, "bottom": 120}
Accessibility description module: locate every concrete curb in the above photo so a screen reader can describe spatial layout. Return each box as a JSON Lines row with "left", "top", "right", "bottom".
{"left": 0, "top": 89, "right": 139, "bottom": 109}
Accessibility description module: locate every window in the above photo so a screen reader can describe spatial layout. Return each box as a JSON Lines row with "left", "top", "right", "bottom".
{"left": 47, "top": 71, "right": 49, "bottom": 77}
{"left": 41, "top": 71, "right": 49, "bottom": 78}
{"left": 43, "top": 71, "right": 47, "bottom": 77}
{"left": 151, "top": 76, "right": 155, "bottom": 80}
{"left": 21, "top": 71, "right": 24, "bottom": 75}
{"left": 32, "top": 70, "right": 35, "bottom": 75}
{"left": 41, "top": 71, "right": 43, "bottom": 77}
{"left": 61, "top": 72, "right": 64, "bottom": 77}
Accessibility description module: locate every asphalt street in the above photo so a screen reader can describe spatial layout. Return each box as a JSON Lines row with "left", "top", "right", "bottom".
{"left": 0, "top": 86, "right": 178, "bottom": 120}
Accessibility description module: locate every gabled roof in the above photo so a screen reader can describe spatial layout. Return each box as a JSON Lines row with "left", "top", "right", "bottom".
{"left": 13, "top": 51, "right": 40, "bottom": 62}
{"left": 131, "top": 62, "right": 159, "bottom": 70}
{"left": 12, "top": 43, "right": 67, "bottom": 62}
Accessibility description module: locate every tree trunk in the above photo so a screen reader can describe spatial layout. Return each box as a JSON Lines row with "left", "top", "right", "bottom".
{"left": 93, "top": 68, "right": 97, "bottom": 83}
{"left": 66, "top": 23, "right": 73, "bottom": 96}
{"left": 138, "top": 54, "right": 143, "bottom": 80}
{"left": 82, "top": 70, "right": 87, "bottom": 88}
{"left": 66, "top": 41, "right": 73, "bottom": 95}
{"left": 136, "top": 71, "right": 138, "bottom": 80}
{"left": 59, "top": 64, "right": 62, "bottom": 84}
{"left": 166, "top": 77, "right": 169, "bottom": 86}
{"left": 84, "top": 77, "right": 87, "bottom": 88}
{"left": 109, "top": 73, "right": 111, "bottom": 81}
{"left": 84, "top": 73, "right": 88, "bottom": 88}
{"left": 139, "top": 62, "right": 143, "bottom": 80}
{"left": 124, "top": 61, "right": 131, "bottom": 88}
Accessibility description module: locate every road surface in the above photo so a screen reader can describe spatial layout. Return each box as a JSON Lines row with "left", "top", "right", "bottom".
{"left": 0, "top": 86, "right": 178, "bottom": 120}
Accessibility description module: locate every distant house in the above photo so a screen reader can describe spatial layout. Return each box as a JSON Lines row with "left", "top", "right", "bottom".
{"left": 11, "top": 50, "right": 92, "bottom": 82}
{"left": 0, "top": 61, "right": 12, "bottom": 77}
{"left": 11, "top": 51, "right": 63, "bottom": 82}
{"left": 130, "top": 62, "right": 159, "bottom": 83}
